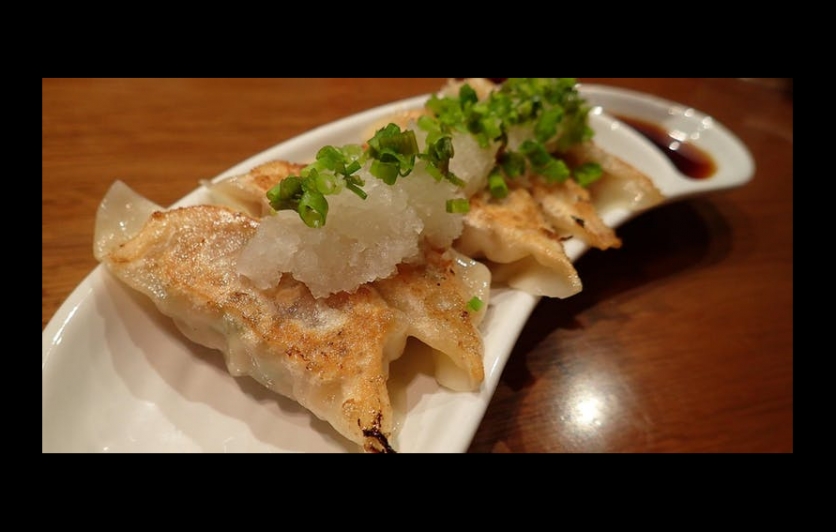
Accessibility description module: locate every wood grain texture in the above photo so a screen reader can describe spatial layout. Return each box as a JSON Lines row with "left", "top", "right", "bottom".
{"left": 42, "top": 78, "right": 793, "bottom": 453}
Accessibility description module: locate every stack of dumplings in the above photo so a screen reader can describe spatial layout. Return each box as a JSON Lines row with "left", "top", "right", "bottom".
{"left": 93, "top": 78, "right": 664, "bottom": 452}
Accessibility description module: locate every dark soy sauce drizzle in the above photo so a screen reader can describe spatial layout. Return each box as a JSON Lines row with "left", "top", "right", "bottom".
{"left": 613, "top": 114, "right": 717, "bottom": 179}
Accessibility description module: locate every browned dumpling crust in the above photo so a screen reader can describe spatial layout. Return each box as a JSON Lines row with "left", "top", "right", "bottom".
{"left": 208, "top": 160, "right": 489, "bottom": 394}
{"left": 527, "top": 177, "right": 623, "bottom": 251}
{"left": 457, "top": 188, "right": 583, "bottom": 299}
{"left": 564, "top": 140, "right": 665, "bottom": 213}
{"left": 100, "top": 202, "right": 409, "bottom": 453}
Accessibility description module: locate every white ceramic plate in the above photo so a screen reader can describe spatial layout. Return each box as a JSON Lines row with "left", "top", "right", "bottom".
{"left": 42, "top": 84, "right": 755, "bottom": 453}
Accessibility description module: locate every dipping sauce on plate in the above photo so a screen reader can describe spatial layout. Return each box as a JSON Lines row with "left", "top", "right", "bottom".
{"left": 613, "top": 114, "right": 717, "bottom": 179}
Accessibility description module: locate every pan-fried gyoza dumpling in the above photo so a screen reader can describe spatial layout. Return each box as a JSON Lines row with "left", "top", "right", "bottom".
{"left": 94, "top": 180, "right": 410, "bottom": 453}
{"left": 563, "top": 140, "right": 665, "bottom": 213}
{"left": 456, "top": 187, "right": 583, "bottom": 299}
{"left": 206, "top": 160, "right": 490, "bottom": 392}
{"left": 374, "top": 246, "right": 488, "bottom": 391}
{"left": 527, "top": 177, "right": 623, "bottom": 251}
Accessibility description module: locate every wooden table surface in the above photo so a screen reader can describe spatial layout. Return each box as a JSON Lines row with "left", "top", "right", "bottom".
{"left": 42, "top": 78, "right": 793, "bottom": 453}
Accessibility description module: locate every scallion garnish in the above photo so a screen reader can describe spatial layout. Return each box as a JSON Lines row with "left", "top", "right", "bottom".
{"left": 519, "top": 140, "right": 570, "bottom": 184}
{"left": 466, "top": 296, "right": 484, "bottom": 312}
{"left": 266, "top": 143, "right": 368, "bottom": 227}
{"left": 366, "top": 124, "right": 419, "bottom": 184}
{"left": 427, "top": 78, "right": 597, "bottom": 191}
{"left": 446, "top": 198, "right": 470, "bottom": 214}
{"left": 268, "top": 79, "right": 601, "bottom": 228}
{"left": 487, "top": 167, "right": 509, "bottom": 199}
{"left": 573, "top": 162, "right": 604, "bottom": 187}
{"left": 499, "top": 151, "right": 527, "bottom": 179}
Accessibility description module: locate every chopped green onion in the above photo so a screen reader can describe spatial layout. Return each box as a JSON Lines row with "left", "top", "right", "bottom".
{"left": 466, "top": 296, "right": 484, "bottom": 312}
{"left": 446, "top": 198, "right": 470, "bottom": 214}
{"left": 538, "top": 159, "right": 570, "bottom": 183}
{"left": 427, "top": 78, "right": 595, "bottom": 189}
{"left": 519, "top": 140, "right": 570, "bottom": 183}
{"left": 298, "top": 189, "right": 328, "bottom": 228}
{"left": 534, "top": 107, "right": 564, "bottom": 143}
{"left": 421, "top": 136, "right": 452, "bottom": 179}
{"left": 488, "top": 167, "right": 509, "bottom": 199}
{"left": 268, "top": 79, "right": 601, "bottom": 228}
{"left": 345, "top": 181, "right": 368, "bottom": 199}
{"left": 369, "top": 159, "right": 400, "bottom": 185}
{"left": 499, "top": 151, "right": 526, "bottom": 179}
{"left": 573, "top": 162, "right": 604, "bottom": 187}
{"left": 266, "top": 143, "right": 369, "bottom": 227}
{"left": 266, "top": 176, "right": 303, "bottom": 211}
{"left": 459, "top": 83, "right": 479, "bottom": 107}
